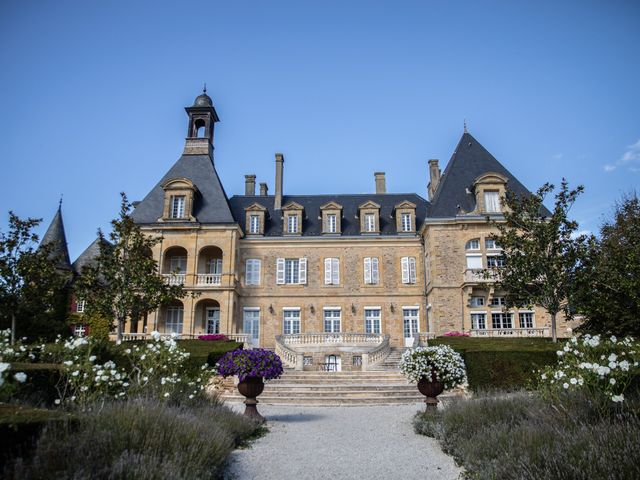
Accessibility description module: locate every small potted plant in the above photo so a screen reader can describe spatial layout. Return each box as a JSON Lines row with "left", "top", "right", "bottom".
{"left": 216, "top": 348, "right": 283, "bottom": 422}
{"left": 399, "top": 345, "right": 467, "bottom": 409}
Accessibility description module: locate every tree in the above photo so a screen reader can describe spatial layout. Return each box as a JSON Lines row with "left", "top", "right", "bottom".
{"left": 487, "top": 180, "right": 587, "bottom": 342}
{"left": 75, "top": 193, "right": 186, "bottom": 341}
{"left": 572, "top": 193, "right": 640, "bottom": 336}
{"left": 0, "top": 213, "right": 68, "bottom": 344}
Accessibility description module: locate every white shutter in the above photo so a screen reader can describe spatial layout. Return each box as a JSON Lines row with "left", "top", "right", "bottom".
{"left": 401, "top": 257, "right": 409, "bottom": 284}
{"left": 372, "top": 257, "right": 379, "bottom": 284}
{"left": 299, "top": 257, "right": 307, "bottom": 284}
{"left": 409, "top": 257, "right": 417, "bottom": 284}
{"left": 324, "top": 258, "right": 332, "bottom": 284}
{"left": 466, "top": 255, "right": 483, "bottom": 269}
{"left": 364, "top": 257, "right": 372, "bottom": 284}
{"left": 332, "top": 258, "right": 339, "bottom": 285}
{"left": 276, "top": 258, "right": 285, "bottom": 284}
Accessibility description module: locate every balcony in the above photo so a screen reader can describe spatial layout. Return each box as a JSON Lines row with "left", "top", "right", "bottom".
{"left": 464, "top": 269, "right": 500, "bottom": 284}
{"left": 196, "top": 273, "right": 222, "bottom": 286}
{"left": 469, "top": 327, "right": 550, "bottom": 338}
{"left": 163, "top": 273, "right": 186, "bottom": 285}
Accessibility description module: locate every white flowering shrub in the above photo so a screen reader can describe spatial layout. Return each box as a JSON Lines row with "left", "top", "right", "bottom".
{"left": 538, "top": 334, "right": 640, "bottom": 404}
{"left": 400, "top": 345, "right": 467, "bottom": 389}
{"left": 0, "top": 329, "right": 32, "bottom": 400}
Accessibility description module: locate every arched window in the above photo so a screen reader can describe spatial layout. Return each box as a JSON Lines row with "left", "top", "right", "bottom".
{"left": 465, "top": 238, "right": 480, "bottom": 250}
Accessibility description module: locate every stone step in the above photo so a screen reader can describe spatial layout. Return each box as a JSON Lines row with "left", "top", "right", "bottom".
{"left": 259, "top": 385, "right": 418, "bottom": 393}
{"left": 221, "top": 395, "right": 426, "bottom": 406}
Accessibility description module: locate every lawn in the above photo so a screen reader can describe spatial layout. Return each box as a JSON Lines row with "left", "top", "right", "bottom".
{"left": 177, "top": 339, "right": 243, "bottom": 366}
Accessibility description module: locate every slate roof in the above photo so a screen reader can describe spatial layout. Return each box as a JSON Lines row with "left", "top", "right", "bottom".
{"left": 131, "top": 154, "right": 235, "bottom": 225}
{"left": 40, "top": 206, "right": 72, "bottom": 270}
{"left": 72, "top": 237, "right": 110, "bottom": 275}
{"left": 228, "top": 194, "right": 429, "bottom": 237}
{"left": 429, "top": 132, "right": 550, "bottom": 217}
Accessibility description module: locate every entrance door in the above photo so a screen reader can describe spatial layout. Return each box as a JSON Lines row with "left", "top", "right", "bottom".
{"left": 206, "top": 308, "right": 220, "bottom": 334}
{"left": 325, "top": 355, "right": 341, "bottom": 372}
{"left": 403, "top": 308, "right": 419, "bottom": 347}
{"left": 243, "top": 309, "right": 260, "bottom": 348}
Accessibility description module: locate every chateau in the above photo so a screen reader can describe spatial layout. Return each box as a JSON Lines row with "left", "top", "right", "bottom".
{"left": 54, "top": 90, "right": 576, "bottom": 371}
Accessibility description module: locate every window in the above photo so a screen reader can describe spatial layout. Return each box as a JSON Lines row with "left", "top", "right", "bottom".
{"left": 206, "top": 308, "right": 220, "bottom": 334}
{"left": 283, "top": 309, "right": 301, "bottom": 334}
{"left": 169, "top": 256, "right": 187, "bottom": 273}
{"left": 287, "top": 214, "right": 298, "bottom": 233}
{"left": 76, "top": 299, "right": 86, "bottom": 313}
{"left": 401, "top": 213, "right": 412, "bottom": 232}
{"left": 327, "top": 214, "right": 337, "bottom": 233}
{"left": 170, "top": 195, "right": 186, "bottom": 219}
{"left": 471, "top": 313, "right": 486, "bottom": 330}
{"left": 485, "top": 238, "right": 500, "bottom": 250}
{"left": 364, "top": 213, "right": 376, "bottom": 232}
{"left": 324, "top": 258, "right": 340, "bottom": 285}
{"left": 245, "top": 259, "right": 261, "bottom": 285}
{"left": 166, "top": 306, "right": 184, "bottom": 334}
{"left": 492, "top": 312, "right": 513, "bottom": 329}
{"left": 490, "top": 296, "right": 506, "bottom": 307}
{"left": 519, "top": 312, "right": 534, "bottom": 329}
{"left": 303, "top": 356, "right": 313, "bottom": 366}
{"left": 403, "top": 308, "right": 419, "bottom": 338}
{"left": 470, "top": 296, "right": 485, "bottom": 307}
{"left": 276, "top": 258, "right": 307, "bottom": 285}
{"left": 364, "top": 308, "right": 381, "bottom": 334}
{"left": 487, "top": 255, "right": 505, "bottom": 268}
{"left": 324, "top": 309, "right": 341, "bottom": 333}
{"left": 465, "top": 239, "right": 480, "bottom": 250}
{"left": 484, "top": 191, "right": 501, "bottom": 213}
{"left": 401, "top": 257, "right": 417, "bottom": 284}
{"left": 74, "top": 324, "right": 86, "bottom": 337}
{"left": 249, "top": 214, "right": 260, "bottom": 234}
{"left": 208, "top": 258, "right": 222, "bottom": 274}
{"left": 243, "top": 308, "right": 260, "bottom": 346}
{"left": 364, "top": 257, "right": 379, "bottom": 285}
{"left": 466, "top": 254, "right": 482, "bottom": 269}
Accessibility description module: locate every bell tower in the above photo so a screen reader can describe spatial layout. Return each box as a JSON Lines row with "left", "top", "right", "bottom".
{"left": 183, "top": 85, "right": 220, "bottom": 157}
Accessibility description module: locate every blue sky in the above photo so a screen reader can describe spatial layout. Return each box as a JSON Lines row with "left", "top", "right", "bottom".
{"left": 1, "top": 0, "right": 639, "bottom": 259}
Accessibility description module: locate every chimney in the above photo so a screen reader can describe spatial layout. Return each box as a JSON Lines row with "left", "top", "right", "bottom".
{"left": 428, "top": 159, "right": 441, "bottom": 200}
{"left": 274, "top": 153, "right": 284, "bottom": 210}
{"left": 259, "top": 182, "right": 268, "bottom": 196}
{"left": 374, "top": 172, "right": 386, "bottom": 194}
{"left": 244, "top": 174, "right": 256, "bottom": 196}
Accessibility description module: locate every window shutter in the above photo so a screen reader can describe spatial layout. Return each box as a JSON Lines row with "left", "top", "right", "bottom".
{"left": 401, "top": 257, "right": 409, "bottom": 284}
{"left": 372, "top": 257, "right": 379, "bottom": 284}
{"left": 364, "top": 257, "right": 371, "bottom": 284}
{"left": 276, "top": 258, "right": 285, "bottom": 284}
{"left": 409, "top": 257, "right": 417, "bottom": 284}
{"left": 324, "top": 258, "right": 332, "bottom": 284}
{"left": 299, "top": 258, "right": 307, "bottom": 284}
{"left": 332, "top": 258, "right": 339, "bottom": 285}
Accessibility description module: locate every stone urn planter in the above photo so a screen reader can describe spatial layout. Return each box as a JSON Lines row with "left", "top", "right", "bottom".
{"left": 417, "top": 375, "right": 445, "bottom": 409}
{"left": 237, "top": 376, "right": 266, "bottom": 422}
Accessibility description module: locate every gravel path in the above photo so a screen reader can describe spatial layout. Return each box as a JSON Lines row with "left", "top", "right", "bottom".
{"left": 224, "top": 404, "right": 462, "bottom": 480}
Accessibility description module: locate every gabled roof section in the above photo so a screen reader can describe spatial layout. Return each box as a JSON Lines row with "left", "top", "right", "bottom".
{"left": 40, "top": 206, "right": 71, "bottom": 270}
{"left": 229, "top": 194, "right": 429, "bottom": 237}
{"left": 131, "top": 154, "right": 235, "bottom": 224}
{"left": 244, "top": 202, "right": 268, "bottom": 212}
{"left": 282, "top": 201, "right": 304, "bottom": 211}
{"left": 72, "top": 237, "right": 111, "bottom": 275}
{"left": 394, "top": 200, "right": 417, "bottom": 210}
{"left": 430, "top": 132, "right": 550, "bottom": 217}
{"left": 358, "top": 200, "right": 381, "bottom": 210}
{"left": 319, "top": 201, "right": 343, "bottom": 210}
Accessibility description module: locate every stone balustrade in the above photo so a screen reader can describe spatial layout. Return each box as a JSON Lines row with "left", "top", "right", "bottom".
{"left": 118, "top": 332, "right": 249, "bottom": 347}
{"left": 280, "top": 333, "right": 385, "bottom": 346}
{"left": 162, "top": 273, "right": 186, "bottom": 285}
{"left": 362, "top": 334, "right": 391, "bottom": 370}
{"left": 275, "top": 336, "right": 303, "bottom": 370}
{"left": 463, "top": 269, "right": 500, "bottom": 284}
{"left": 196, "top": 273, "right": 222, "bottom": 285}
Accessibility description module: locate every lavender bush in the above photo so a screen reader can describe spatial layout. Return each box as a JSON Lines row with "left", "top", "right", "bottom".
{"left": 216, "top": 349, "right": 283, "bottom": 381}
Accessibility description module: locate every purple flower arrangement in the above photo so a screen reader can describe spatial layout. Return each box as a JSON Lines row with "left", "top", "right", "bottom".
{"left": 198, "top": 334, "right": 228, "bottom": 341}
{"left": 216, "top": 348, "right": 284, "bottom": 381}
{"left": 443, "top": 331, "right": 470, "bottom": 337}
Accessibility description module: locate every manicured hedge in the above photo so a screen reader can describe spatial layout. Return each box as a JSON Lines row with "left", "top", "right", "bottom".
{"left": 430, "top": 338, "right": 561, "bottom": 391}
{"left": 175, "top": 340, "right": 243, "bottom": 371}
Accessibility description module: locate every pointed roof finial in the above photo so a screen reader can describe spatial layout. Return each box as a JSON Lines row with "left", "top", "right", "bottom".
{"left": 203, "top": 82, "right": 207, "bottom": 94}
{"left": 464, "top": 119, "right": 468, "bottom": 133}
{"left": 58, "top": 194, "right": 63, "bottom": 210}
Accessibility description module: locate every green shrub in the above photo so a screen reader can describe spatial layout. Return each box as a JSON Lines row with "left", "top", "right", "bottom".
{"left": 4, "top": 364, "right": 61, "bottom": 406}
{"left": 2, "top": 398, "right": 257, "bottom": 480}
{"left": 430, "top": 338, "right": 559, "bottom": 390}
{"left": 414, "top": 391, "right": 640, "bottom": 479}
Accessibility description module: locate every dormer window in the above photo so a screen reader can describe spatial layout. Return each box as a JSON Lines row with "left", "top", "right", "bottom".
{"left": 160, "top": 178, "right": 197, "bottom": 222}
{"left": 394, "top": 201, "right": 417, "bottom": 233}
{"left": 358, "top": 201, "right": 381, "bottom": 234}
{"left": 171, "top": 196, "right": 186, "bottom": 219}
{"left": 484, "top": 191, "right": 500, "bottom": 213}
{"left": 244, "top": 203, "right": 267, "bottom": 236}
{"left": 320, "top": 201, "right": 343, "bottom": 235}
{"left": 472, "top": 173, "right": 508, "bottom": 215}
{"left": 365, "top": 214, "right": 375, "bottom": 232}
{"left": 282, "top": 201, "right": 304, "bottom": 236}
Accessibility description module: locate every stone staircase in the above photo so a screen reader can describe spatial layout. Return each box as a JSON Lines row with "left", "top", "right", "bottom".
{"left": 367, "top": 347, "right": 405, "bottom": 371}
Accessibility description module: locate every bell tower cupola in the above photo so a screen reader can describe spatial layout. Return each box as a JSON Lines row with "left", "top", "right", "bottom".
{"left": 183, "top": 85, "right": 220, "bottom": 157}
